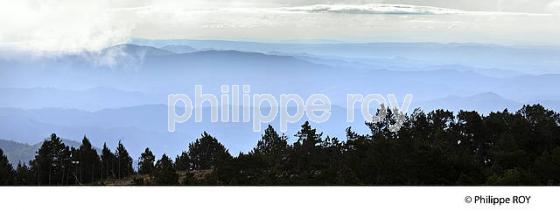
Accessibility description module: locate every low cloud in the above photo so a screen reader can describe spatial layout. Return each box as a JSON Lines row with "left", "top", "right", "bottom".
{"left": 1, "top": 1, "right": 559, "bottom": 52}
{"left": 279, "top": 3, "right": 554, "bottom": 16}
{"left": 0, "top": 0, "right": 139, "bottom": 53}
{"left": 548, "top": 0, "right": 560, "bottom": 12}
{"left": 281, "top": 4, "right": 463, "bottom": 15}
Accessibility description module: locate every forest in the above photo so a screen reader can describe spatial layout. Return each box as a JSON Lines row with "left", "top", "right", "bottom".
{"left": 0, "top": 104, "right": 559, "bottom": 186}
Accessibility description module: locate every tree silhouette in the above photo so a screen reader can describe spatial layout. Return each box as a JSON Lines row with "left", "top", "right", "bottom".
{"left": 188, "top": 132, "right": 231, "bottom": 170}
{"left": 115, "top": 141, "right": 134, "bottom": 179}
{"left": 175, "top": 152, "right": 190, "bottom": 171}
{"left": 75, "top": 136, "right": 101, "bottom": 184}
{"left": 138, "top": 148, "right": 155, "bottom": 175}
{"left": 101, "top": 143, "right": 117, "bottom": 179}
{"left": 252, "top": 125, "right": 288, "bottom": 166}
{"left": 2, "top": 104, "right": 560, "bottom": 186}
{"left": 153, "top": 154, "right": 178, "bottom": 185}
{"left": 30, "top": 134, "right": 72, "bottom": 185}
{"left": 0, "top": 149, "right": 14, "bottom": 185}
{"left": 14, "top": 162, "right": 31, "bottom": 185}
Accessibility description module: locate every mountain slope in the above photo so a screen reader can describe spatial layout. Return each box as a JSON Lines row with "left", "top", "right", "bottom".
{"left": 101, "top": 44, "right": 175, "bottom": 57}
{"left": 161, "top": 45, "right": 197, "bottom": 53}
{"left": 0, "top": 139, "right": 83, "bottom": 165}
{"left": 0, "top": 87, "right": 161, "bottom": 111}
{"left": 130, "top": 40, "right": 560, "bottom": 74}
{"left": 419, "top": 92, "right": 522, "bottom": 113}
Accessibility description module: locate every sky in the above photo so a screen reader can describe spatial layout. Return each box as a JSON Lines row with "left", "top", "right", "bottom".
{"left": 1, "top": 0, "right": 559, "bottom": 52}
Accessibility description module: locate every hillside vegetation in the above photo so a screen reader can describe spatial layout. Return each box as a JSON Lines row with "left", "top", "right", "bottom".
{"left": 1, "top": 104, "right": 559, "bottom": 186}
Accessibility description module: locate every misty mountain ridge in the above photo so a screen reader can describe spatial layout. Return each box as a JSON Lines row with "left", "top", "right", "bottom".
{"left": 1, "top": 43, "right": 559, "bottom": 109}
{"left": 419, "top": 92, "right": 522, "bottom": 113}
{"left": 1, "top": 91, "right": 558, "bottom": 159}
{"left": 129, "top": 39, "right": 560, "bottom": 74}
{"left": 160, "top": 45, "right": 198, "bottom": 53}
{"left": 0, "top": 138, "right": 84, "bottom": 165}
{"left": 4, "top": 41, "right": 560, "bottom": 74}
{"left": 1, "top": 40, "right": 560, "bottom": 159}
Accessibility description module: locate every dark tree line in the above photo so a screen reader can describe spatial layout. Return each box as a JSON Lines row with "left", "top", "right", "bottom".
{"left": 1, "top": 104, "right": 560, "bottom": 185}
{"left": 0, "top": 134, "right": 135, "bottom": 185}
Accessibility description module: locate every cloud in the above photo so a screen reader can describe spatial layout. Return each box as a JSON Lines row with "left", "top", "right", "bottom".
{"left": 548, "top": 0, "right": 560, "bottom": 12}
{"left": 281, "top": 4, "right": 463, "bottom": 15}
{"left": 279, "top": 3, "right": 554, "bottom": 16}
{"left": 0, "top": 0, "right": 141, "bottom": 53}
{"left": 1, "top": 1, "right": 559, "bottom": 52}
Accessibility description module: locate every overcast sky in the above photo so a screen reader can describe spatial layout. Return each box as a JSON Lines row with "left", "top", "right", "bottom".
{"left": 1, "top": 0, "right": 559, "bottom": 51}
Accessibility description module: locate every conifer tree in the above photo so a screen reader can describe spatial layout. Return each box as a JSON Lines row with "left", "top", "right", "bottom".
{"left": 101, "top": 143, "right": 117, "bottom": 179}
{"left": 251, "top": 125, "right": 289, "bottom": 173}
{"left": 153, "top": 154, "right": 178, "bottom": 185}
{"left": 253, "top": 125, "right": 288, "bottom": 159}
{"left": 188, "top": 132, "right": 232, "bottom": 170}
{"left": 14, "top": 162, "right": 31, "bottom": 185}
{"left": 175, "top": 152, "right": 190, "bottom": 171}
{"left": 76, "top": 136, "right": 101, "bottom": 184}
{"left": 0, "top": 148, "right": 14, "bottom": 185}
{"left": 30, "top": 133, "right": 71, "bottom": 185}
{"left": 115, "top": 141, "right": 134, "bottom": 178}
{"left": 295, "top": 121, "right": 322, "bottom": 152}
{"left": 138, "top": 148, "right": 155, "bottom": 175}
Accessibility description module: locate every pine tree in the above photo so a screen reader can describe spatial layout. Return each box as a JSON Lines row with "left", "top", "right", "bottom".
{"left": 14, "top": 162, "right": 31, "bottom": 185}
{"left": 0, "top": 148, "right": 15, "bottom": 185}
{"left": 153, "top": 154, "right": 178, "bottom": 185}
{"left": 115, "top": 141, "right": 134, "bottom": 178}
{"left": 29, "top": 133, "right": 71, "bottom": 185}
{"left": 138, "top": 148, "right": 155, "bottom": 175}
{"left": 295, "top": 121, "right": 322, "bottom": 152}
{"left": 253, "top": 125, "right": 288, "bottom": 158}
{"left": 188, "top": 132, "right": 232, "bottom": 170}
{"left": 101, "top": 143, "right": 117, "bottom": 179}
{"left": 76, "top": 136, "right": 101, "bottom": 184}
{"left": 252, "top": 125, "right": 288, "bottom": 170}
{"left": 288, "top": 121, "right": 325, "bottom": 183}
{"left": 175, "top": 152, "right": 190, "bottom": 171}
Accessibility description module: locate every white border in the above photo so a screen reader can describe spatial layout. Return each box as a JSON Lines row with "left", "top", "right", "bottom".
{"left": 1, "top": 187, "right": 558, "bottom": 211}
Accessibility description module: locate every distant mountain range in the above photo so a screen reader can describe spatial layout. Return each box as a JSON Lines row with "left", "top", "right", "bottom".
{"left": 0, "top": 139, "right": 83, "bottom": 165}
{"left": 103, "top": 44, "right": 175, "bottom": 57}
{"left": 2, "top": 44, "right": 560, "bottom": 104}
{"left": 160, "top": 45, "right": 197, "bottom": 54}
{"left": 130, "top": 39, "right": 560, "bottom": 74}
{"left": 0, "top": 87, "right": 161, "bottom": 111}
{"left": 1, "top": 41, "right": 560, "bottom": 158}
{"left": 418, "top": 92, "right": 522, "bottom": 114}
{"left": 0, "top": 93, "right": 557, "bottom": 159}
{"left": 0, "top": 105, "right": 353, "bottom": 158}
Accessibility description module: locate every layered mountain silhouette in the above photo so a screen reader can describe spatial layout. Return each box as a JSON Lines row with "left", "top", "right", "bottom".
{"left": 0, "top": 139, "right": 83, "bottom": 165}
{"left": 1, "top": 41, "right": 559, "bottom": 160}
